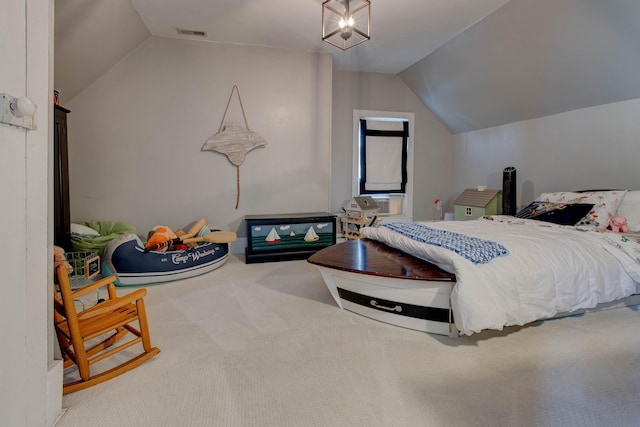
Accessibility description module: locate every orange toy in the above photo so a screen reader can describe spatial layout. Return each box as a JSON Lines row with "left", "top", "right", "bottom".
{"left": 144, "top": 225, "right": 177, "bottom": 252}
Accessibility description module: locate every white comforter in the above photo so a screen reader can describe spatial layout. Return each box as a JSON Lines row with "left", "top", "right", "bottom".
{"left": 360, "top": 217, "right": 640, "bottom": 336}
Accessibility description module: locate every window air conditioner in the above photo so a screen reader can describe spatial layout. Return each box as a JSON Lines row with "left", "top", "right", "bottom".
{"left": 373, "top": 197, "right": 390, "bottom": 215}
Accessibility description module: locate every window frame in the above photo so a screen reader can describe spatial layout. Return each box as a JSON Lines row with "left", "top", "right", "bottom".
{"left": 352, "top": 110, "right": 414, "bottom": 221}
{"left": 358, "top": 119, "right": 409, "bottom": 195}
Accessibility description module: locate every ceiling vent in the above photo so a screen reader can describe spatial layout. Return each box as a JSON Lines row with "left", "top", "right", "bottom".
{"left": 176, "top": 28, "right": 208, "bottom": 37}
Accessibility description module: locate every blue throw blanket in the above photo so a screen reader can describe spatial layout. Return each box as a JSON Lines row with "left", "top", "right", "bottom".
{"left": 382, "top": 223, "right": 509, "bottom": 264}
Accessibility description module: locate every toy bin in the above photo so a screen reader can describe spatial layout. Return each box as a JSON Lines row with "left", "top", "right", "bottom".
{"left": 64, "top": 251, "right": 100, "bottom": 289}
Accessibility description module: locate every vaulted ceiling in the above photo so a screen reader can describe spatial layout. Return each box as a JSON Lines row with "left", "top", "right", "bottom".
{"left": 55, "top": 0, "right": 640, "bottom": 134}
{"left": 54, "top": 0, "right": 510, "bottom": 102}
{"left": 400, "top": 0, "right": 640, "bottom": 133}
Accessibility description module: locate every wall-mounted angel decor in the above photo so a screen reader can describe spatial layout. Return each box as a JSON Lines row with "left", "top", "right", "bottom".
{"left": 202, "top": 85, "right": 267, "bottom": 209}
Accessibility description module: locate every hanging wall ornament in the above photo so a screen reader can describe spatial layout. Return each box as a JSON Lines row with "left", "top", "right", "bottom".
{"left": 202, "top": 85, "right": 267, "bottom": 209}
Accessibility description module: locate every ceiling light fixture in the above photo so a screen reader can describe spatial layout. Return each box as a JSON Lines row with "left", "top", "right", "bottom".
{"left": 322, "top": 0, "right": 370, "bottom": 51}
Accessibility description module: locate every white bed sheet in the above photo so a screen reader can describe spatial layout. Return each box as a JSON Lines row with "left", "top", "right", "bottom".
{"left": 360, "top": 217, "right": 640, "bottom": 336}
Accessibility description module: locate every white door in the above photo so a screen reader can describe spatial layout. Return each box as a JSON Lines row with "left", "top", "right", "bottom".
{"left": 0, "top": 0, "right": 59, "bottom": 425}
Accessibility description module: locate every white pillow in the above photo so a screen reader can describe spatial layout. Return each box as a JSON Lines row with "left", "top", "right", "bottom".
{"left": 535, "top": 190, "right": 628, "bottom": 229}
{"left": 70, "top": 223, "right": 100, "bottom": 236}
{"left": 617, "top": 191, "right": 640, "bottom": 232}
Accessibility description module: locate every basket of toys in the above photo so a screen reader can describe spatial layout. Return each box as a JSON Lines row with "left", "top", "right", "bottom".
{"left": 64, "top": 251, "right": 100, "bottom": 289}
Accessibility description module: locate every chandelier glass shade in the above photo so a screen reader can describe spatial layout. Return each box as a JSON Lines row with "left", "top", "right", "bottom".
{"left": 322, "top": 0, "right": 370, "bottom": 51}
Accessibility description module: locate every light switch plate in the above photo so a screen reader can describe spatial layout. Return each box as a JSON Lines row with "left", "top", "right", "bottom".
{"left": 0, "top": 93, "right": 36, "bottom": 130}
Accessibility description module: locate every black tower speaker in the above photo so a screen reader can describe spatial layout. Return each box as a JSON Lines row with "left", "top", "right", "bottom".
{"left": 502, "top": 166, "right": 516, "bottom": 215}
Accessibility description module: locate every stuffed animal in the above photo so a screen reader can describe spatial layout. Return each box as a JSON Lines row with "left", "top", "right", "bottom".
{"left": 54, "top": 245, "right": 73, "bottom": 274}
{"left": 608, "top": 216, "right": 629, "bottom": 233}
{"left": 145, "top": 225, "right": 177, "bottom": 251}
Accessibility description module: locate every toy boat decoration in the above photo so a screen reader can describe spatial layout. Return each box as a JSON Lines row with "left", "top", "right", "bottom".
{"left": 304, "top": 226, "right": 320, "bottom": 242}
{"left": 102, "top": 233, "right": 229, "bottom": 286}
{"left": 265, "top": 227, "right": 281, "bottom": 243}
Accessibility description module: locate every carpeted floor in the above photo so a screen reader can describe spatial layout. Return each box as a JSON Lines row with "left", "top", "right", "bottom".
{"left": 57, "top": 255, "right": 640, "bottom": 427}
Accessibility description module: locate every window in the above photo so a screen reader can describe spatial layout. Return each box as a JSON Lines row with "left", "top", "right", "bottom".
{"left": 353, "top": 110, "right": 414, "bottom": 220}
{"left": 358, "top": 119, "right": 408, "bottom": 194}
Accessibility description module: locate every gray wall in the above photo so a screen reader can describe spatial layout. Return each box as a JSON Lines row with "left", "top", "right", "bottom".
{"left": 331, "top": 71, "right": 454, "bottom": 219}
{"left": 67, "top": 37, "right": 332, "bottom": 239}
{"left": 452, "top": 97, "right": 640, "bottom": 209}
{"left": 400, "top": 0, "right": 640, "bottom": 134}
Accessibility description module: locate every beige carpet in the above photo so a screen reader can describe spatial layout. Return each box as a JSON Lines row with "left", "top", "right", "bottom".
{"left": 57, "top": 255, "right": 640, "bottom": 427}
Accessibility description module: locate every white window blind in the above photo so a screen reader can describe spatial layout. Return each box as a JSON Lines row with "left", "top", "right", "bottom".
{"left": 359, "top": 119, "right": 408, "bottom": 194}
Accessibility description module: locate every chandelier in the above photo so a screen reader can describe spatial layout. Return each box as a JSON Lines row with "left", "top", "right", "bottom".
{"left": 322, "top": 0, "right": 371, "bottom": 51}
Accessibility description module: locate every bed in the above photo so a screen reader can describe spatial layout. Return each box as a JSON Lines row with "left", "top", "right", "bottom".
{"left": 309, "top": 190, "right": 640, "bottom": 336}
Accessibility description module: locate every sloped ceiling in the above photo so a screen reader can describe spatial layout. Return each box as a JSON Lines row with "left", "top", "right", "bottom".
{"left": 128, "top": 0, "right": 510, "bottom": 74}
{"left": 55, "top": 0, "right": 640, "bottom": 135}
{"left": 54, "top": 0, "right": 510, "bottom": 104}
{"left": 54, "top": 0, "right": 150, "bottom": 103}
{"left": 399, "top": 0, "right": 640, "bottom": 134}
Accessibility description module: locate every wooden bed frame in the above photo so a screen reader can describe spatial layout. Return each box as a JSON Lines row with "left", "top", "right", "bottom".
{"left": 308, "top": 239, "right": 640, "bottom": 337}
{"left": 308, "top": 239, "right": 459, "bottom": 337}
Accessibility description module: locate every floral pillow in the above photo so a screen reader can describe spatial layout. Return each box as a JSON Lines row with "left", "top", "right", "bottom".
{"left": 535, "top": 190, "right": 628, "bottom": 229}
{"left": 617, "top": 191, "right": 640, "bottom": 232}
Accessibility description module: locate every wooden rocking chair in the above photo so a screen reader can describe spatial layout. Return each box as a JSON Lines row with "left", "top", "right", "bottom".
{"left": 53, "top": 264, "right": 160, "bottom": 394}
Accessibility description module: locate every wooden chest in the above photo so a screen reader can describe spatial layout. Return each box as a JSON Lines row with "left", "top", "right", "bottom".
{"left": 245, "top": 212, "right": 336, "bottom": 263}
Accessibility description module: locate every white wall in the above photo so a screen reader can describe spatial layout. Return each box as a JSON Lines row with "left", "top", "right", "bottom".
{"left": 67, "top": 37, "right": 332, "bottom": 239}
{"left": 0, "top": 0, "right": 60, "bottom": 425}
{"left": 452, "top": 97, "right": 640, "bottom": 208}
{"left": 331, "top": 71, "right": 454, "bottom": 220}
